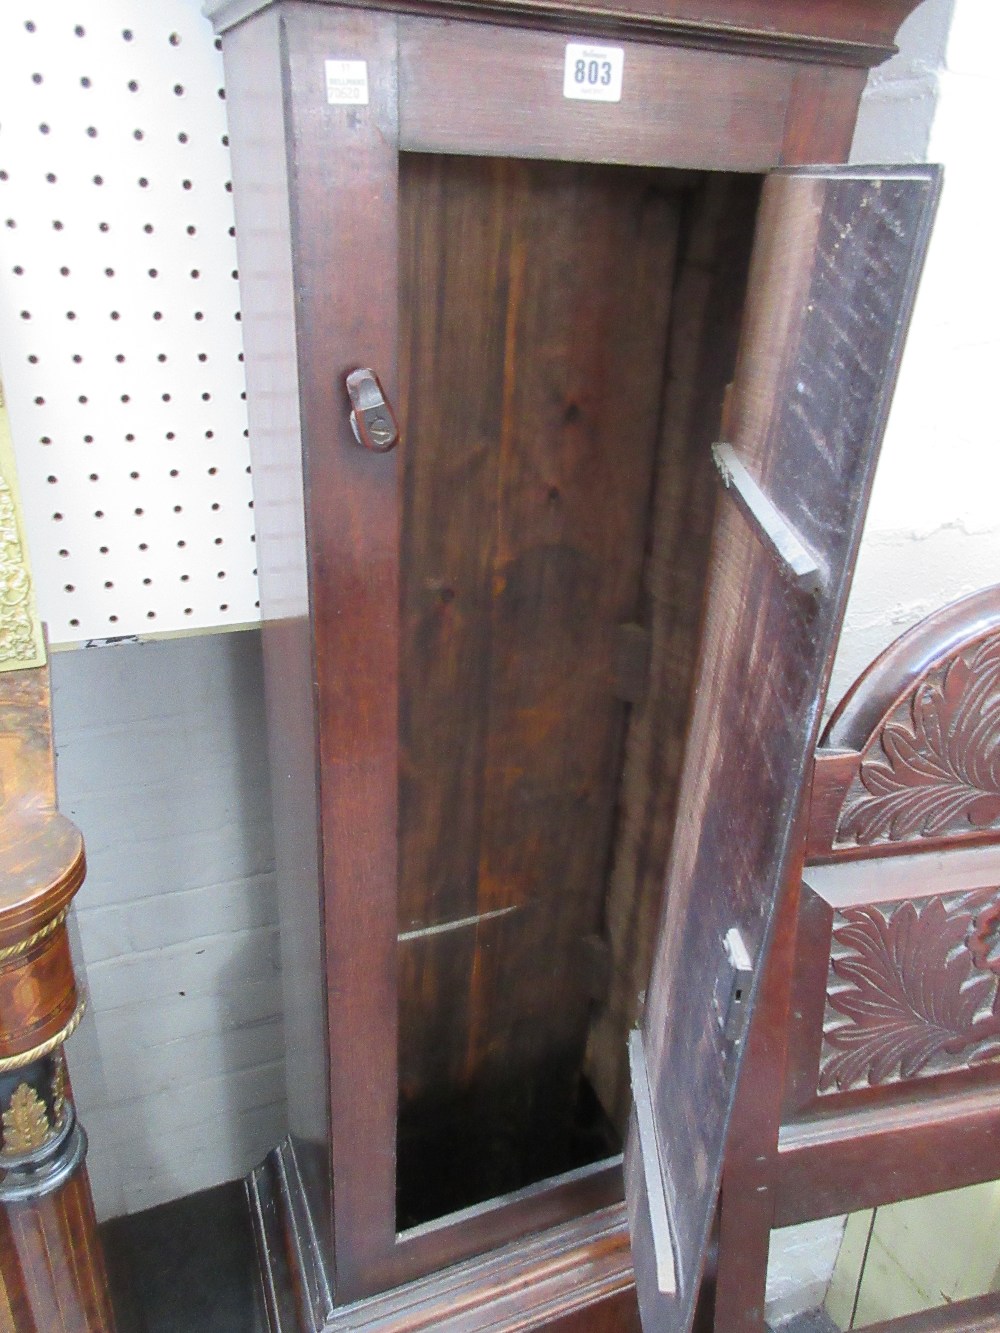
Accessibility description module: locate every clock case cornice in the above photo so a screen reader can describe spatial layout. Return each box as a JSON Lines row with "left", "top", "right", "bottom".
{"left": 205, "top": 0, "right": 924, "bottom": 69}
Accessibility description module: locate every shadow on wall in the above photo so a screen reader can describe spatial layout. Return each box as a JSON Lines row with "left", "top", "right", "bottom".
{"left": 52, "top": 628, "right": 286, "bottom": 1221}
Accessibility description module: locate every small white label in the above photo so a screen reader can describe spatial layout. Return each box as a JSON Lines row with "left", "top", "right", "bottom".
{"left": 563, "top": 42, "right": 624, "bottom": 102}
{"left": 325, "top": 59, "right": 369, "bottom": 106}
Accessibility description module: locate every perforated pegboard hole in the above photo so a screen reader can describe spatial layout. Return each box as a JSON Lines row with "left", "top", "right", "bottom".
{"left": 0, "top": 0, "right": 258, "bottom": 644}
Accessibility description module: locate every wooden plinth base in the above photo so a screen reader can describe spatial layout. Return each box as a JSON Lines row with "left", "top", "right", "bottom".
{"left": 247, "top": 1139, "right": 640, "bottom": 1333}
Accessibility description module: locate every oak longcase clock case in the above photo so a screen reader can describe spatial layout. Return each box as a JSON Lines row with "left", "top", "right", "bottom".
{"left": 206, "top": 0, "right": 939, "bottom": 1328}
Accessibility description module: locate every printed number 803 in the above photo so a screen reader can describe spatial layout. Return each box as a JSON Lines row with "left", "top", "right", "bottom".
{"left": 574, "top": 58, "right": 612, "bottom": 87}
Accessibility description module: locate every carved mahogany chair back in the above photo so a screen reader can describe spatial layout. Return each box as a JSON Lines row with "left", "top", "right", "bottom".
{"left": 808, "top": 585, "right": 1000, "bottom": 863}
{"left": 799, "top": 588, "right": 1000, "bottom": 1088}
{"left": 714, "top": 585, "right": 1000, "bottom": 1333}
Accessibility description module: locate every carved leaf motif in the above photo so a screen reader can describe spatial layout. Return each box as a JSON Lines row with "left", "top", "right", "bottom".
{"left": 838, "top": 634, "right": 1000, "bottom": 845}
{"left": 969, "top": 901, "right": 1000, "bottom": 976}
{"left": 1, "top": 1082, "right": 52, "bottom": 1156}
{"left": 819, "top": 891, "right": 1000, "bottom": 1093}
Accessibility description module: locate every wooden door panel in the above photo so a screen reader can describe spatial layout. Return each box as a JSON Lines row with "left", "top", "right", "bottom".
{"left": 625, "top": 164, "right": 940, "bottom": 1333}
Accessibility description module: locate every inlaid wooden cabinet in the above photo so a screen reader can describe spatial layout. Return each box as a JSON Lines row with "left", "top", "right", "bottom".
{"left": 207, "top": 1, "right": 938, "bottom": 1328}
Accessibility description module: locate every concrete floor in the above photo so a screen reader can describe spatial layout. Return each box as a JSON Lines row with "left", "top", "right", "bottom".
{"left": 771, "top": 1312, "right": 840, "bottom": 1333}
{"left": 100, "top": 1181, "right": 266, "bottom": 1333}
{"left": 99, "top": 1180, "right": 848, "bottom": 1332}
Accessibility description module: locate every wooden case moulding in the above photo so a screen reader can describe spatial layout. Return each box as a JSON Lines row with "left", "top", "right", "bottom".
{"left": 212, "top": 1, "right": 936, "bottom": 1329}
{"left": 206, "top": 0, "right": 920, "bottom": 66}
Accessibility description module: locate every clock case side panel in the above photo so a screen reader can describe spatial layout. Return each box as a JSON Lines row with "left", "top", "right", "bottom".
{"left": 279, "top": 1, "right": 404, "bottom": 1303}
{"left": 221, "top": 3, "right": 336, "bottom": 1303}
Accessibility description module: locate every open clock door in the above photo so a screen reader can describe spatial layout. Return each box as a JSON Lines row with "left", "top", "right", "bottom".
{"left": 624, "top": 164, "right": 940, "bottom": 1333}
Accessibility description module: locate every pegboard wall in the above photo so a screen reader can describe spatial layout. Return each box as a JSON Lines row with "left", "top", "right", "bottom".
{"left": 0, "top": 0, "right": 259, "bottom": 646}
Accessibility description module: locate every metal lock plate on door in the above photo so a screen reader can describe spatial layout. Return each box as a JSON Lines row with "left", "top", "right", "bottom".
{"left": 713, "top": 927, "right": 754, "bottom": 1044}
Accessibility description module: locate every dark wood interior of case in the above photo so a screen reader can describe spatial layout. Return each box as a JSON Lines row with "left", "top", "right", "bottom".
{"left": 395, "top": 154, "right": 761, "bottom": 1227}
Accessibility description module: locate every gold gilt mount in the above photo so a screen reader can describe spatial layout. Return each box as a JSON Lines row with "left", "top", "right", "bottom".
{"left": 1, "top": 1081, "right": 54, "bottom": 1157}
{"left": 0, "top": 374, "right": 46, "bottom": 673}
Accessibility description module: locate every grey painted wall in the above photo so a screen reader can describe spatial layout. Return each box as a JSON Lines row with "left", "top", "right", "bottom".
{"left": 54, "top": 629, "right": 283, "bottom": 1219}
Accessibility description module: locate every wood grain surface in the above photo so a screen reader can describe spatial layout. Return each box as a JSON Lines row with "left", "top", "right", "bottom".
{"left": 0, "top": 671, "right": 84, "bottom": 949}
{"left": 250, "top": 1143, "right": 637, "bottom": 1333}
{"left": 399, "top": 20, "right": 793, "bottom": 171}
{"left": 774, "top": 1083, "right": 1000, "bottom": 1226}
{"left": 585, "top": 172, "right": 760, "bottom": 1131}
{"left": 0, "top": 1168, "right": 116, "bottom": 1333}
{"left": 0, "top": 668, "right": 83, "bottom": 1057}
{"left": 280, "top": 3, "right": 403, "bottom": 1299}
{"left": 0, "top": 931, "right": 77, "bottom": 1059}
{"left": 627, "top": 166, "right": 940, "bottom": 1333}
{"left": 397, "top": 153, "right": 683, "bottom": 1219}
